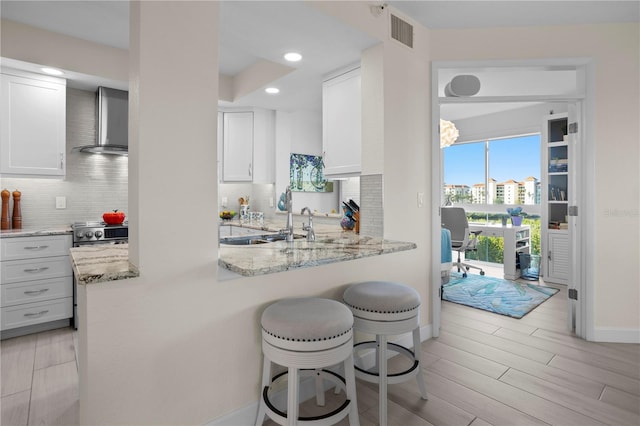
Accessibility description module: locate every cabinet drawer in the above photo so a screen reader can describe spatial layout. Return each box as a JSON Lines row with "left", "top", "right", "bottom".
{"left": 1, "top": 277, "right": 72, "bottom": 307}
{"left": 1, "top": 256, "right": 71, "bottom": 284}
{"left": 1, "top": 235, "right": 71, "bottom": 261}
{"left": 1, "top": 297, "right": 72, "bottom": 331}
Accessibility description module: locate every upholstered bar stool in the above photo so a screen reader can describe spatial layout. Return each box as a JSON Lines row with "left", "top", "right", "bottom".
{"left": 343, "top": 281, "right": 428, "bottom": 426}
{"left": 256, "top": 297, "right": 360, "bottom": 426}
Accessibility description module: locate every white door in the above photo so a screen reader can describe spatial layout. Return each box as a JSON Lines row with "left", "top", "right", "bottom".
{"left": 567, "top": 101, "right": 584, "bottom": 335}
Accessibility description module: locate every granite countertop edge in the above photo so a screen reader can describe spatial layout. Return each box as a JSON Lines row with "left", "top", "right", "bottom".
{"left": 66, "top": 226, "right": 416, "bottom": 282}
{"left": 218, "top": 236, "right": 417, "bottom": 277}
{"left": 69, "top": 244, "right": 139, "bottom": 285}
{"left": 0, "top": 227, "right": 72, "bottom": 238}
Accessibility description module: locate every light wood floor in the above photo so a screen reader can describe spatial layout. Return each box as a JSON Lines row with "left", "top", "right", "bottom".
{"left": 1, "top": 327, "right": 79, "bottom": 426}
{"left": 270, "top": 267, "right": 640, "bottom": 426}
{"left": 3, "top": 267, "right": 639, "bottom": 425}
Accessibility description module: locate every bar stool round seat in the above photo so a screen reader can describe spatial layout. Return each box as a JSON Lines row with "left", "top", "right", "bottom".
{"left": 256, "top": 297, "right": 360, "bottom": 426}
{"left": 343, "top": 281, "right": 428, "bottom": 426}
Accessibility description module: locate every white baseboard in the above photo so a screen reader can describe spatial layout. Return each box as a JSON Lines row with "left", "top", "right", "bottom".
{"left": 204, "top": 324, "right": 433, "bottom": 426}
{"left": 591, "top": 327, "right": 640, "bottom": 343}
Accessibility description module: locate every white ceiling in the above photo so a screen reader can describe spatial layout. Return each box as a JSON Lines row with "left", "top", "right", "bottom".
{"left": 2, "top": 1, "right": 638, "bottom": 113}
{"left": 390, "top": 0, "right": 639, "bottom": 29}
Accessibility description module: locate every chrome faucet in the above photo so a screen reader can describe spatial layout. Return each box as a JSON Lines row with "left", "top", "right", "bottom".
{"left": 301, "top": 207, "right": 315, "bottom": 242}
{"left": 285, "top": 186, "right": 294, "bottom": 242}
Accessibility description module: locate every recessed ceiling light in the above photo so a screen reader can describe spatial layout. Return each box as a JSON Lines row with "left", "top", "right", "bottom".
{"left": 41, "top": 67, "right": 64, "bottom": 76}
{"left": 265, "top": 87, "right": 280, "bottom": 94}
{"left": 284, "top": 52, "right": 302, "bottom": 62}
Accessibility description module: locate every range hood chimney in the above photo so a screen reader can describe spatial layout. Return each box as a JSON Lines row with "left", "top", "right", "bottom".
{"left": 74, "top": 87, "right": 128, "bottom": 156}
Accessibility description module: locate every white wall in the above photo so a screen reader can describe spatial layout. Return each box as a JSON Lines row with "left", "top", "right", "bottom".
{"left": 430, "top": 23, "right": 640, "bottom": 338}
{"left": 0, "top": 19, "right": 128, "bottom": 83}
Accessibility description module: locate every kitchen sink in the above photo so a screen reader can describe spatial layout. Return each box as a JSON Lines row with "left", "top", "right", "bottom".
{"left": 220, "top": 233, "right": 303, "bottom": 245}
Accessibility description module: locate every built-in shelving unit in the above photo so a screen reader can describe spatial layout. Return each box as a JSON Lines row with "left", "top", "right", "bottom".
{"left": 542, "top": 113, "right": 570, "bottom": 284}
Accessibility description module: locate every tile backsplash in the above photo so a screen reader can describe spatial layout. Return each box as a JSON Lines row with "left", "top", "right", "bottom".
{"left": 360, "top": 174, "right": 383, "bottom": 238}
{"left": 0, "top": 88, "right": 128, "bottom": 228}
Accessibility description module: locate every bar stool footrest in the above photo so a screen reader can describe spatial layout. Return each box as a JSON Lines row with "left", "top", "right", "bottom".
{"left": 263, "top": 369, "right": 352, "bottom": 425}
{"left": 353, "top": 341, "right": 420, "bottom": 385}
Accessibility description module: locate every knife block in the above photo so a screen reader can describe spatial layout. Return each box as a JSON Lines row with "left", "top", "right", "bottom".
{"left": 354, "top": 211, "right": 360, "bottom": 234}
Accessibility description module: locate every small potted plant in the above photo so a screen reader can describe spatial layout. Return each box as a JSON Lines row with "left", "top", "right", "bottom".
{"left": 507, "top": 207, "right": 525, "bottom": 226}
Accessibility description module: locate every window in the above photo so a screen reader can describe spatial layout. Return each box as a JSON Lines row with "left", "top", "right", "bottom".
{"left": 443, "top": 134, "right": 541, "bottom": 259}
{"left": 443, "top": 134, "right": 541, "bottom": 210}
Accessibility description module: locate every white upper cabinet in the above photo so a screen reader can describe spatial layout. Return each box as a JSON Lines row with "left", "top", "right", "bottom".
{"left": 251, "top": 109, "right": 275, "bottom": 184}
{"left": 220, "top": 109, "right": 274, "bottom": 183}
{"left": 1, "top": 69, "right": 66, "bottom": 177}
{"left": 223, "top": 111, "right": 254, "bottom": 182}
{"left": 322, "top": 67, "right": 361, "bottom": 177}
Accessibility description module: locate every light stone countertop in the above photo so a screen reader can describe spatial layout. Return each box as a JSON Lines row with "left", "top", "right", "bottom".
{"left": 69, "top": 244, "right": 139, "bottom": 285}
{"left": 218, "top": 224, "right": 417, "bottom": 277}
{"left": 66, "top": 221, "right": 417, "bottom": 283}
{"left": 0, "top": 226, "right": 72, "bottom": 238}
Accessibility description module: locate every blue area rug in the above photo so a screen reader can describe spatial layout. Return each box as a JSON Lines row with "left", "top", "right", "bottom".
{"left": 443, "top": 273, "right": 559, "bottom": 319}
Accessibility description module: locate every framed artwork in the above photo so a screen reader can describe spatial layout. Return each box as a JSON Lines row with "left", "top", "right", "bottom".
{"left": 289, "top": 153, "right": 333, "bottom": 192}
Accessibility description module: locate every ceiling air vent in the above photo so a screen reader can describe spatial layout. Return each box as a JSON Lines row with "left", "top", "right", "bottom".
{"left": 390, "top": 14, "right": 413, "bottom": 48}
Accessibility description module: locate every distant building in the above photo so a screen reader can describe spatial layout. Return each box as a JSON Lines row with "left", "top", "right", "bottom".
{"left": 444, "top": 184, "right": 471, "bottom": 202}
{"left": 501, "top": 179, "right": 519, "bottom": 204}
{"left": 522, "top": 176, "right": 539, "bottom": 205}
{"left": 449, "top": 176, "right": 540, "bottom": 205}
{"left": 472, "top": 183, "right": 485, "bottom": 203}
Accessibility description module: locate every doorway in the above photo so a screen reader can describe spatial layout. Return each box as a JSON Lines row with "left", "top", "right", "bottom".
{"left": 431, "top": 59, "right": 593, "bottom": 339}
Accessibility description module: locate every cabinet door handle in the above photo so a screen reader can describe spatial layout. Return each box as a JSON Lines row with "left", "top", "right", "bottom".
{"left": 548, "top": 250, "right": 552, "bottom": 260}
{"left": 24, "top": 288, "right": 49, "bottom": 295}
{"left": 23, "top": 267, "right": 49, "bottom": 273}
{"left": 24, "top": 245, "right": 49, "bottom": 250}
{"left": 248, "top": 163, "right": 252, "bottom": 176}
{"left": 60, "top": 153, "right": 64, "bottom": 169}
{"left": 24, "top": 310, "right": 49, "bottom": 317}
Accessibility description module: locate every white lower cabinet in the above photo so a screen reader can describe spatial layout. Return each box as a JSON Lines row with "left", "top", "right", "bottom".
{"left": 0, "top": 235, "right": 73, "bottom": 332}
{"left": 545, "top": 231, "right": 569, "bottom": 284}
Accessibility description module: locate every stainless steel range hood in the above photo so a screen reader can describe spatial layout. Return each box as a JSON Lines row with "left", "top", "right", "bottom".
{"left": 74, "top": 87, "right": 128, "bottom": 156}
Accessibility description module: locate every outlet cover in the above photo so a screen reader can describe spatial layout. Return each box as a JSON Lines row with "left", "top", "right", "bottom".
{"left": 56, "top": 196, "right": 66, "bottom": 209}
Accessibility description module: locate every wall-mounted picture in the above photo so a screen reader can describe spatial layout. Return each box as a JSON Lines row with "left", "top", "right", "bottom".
{"left": 289, "top": 153, "right": 333, "bottom": 192}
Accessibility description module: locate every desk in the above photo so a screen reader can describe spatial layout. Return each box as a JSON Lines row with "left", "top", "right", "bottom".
{"left": 467, "top": 223, "right": 531, "bottom": 280}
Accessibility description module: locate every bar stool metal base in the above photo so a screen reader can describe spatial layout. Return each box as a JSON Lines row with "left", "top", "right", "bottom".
{"left": 261, "top": 369, "right": 352, "bottom": 425}
{"left": 353, "top": 341, "right": 420, "bottom": 384}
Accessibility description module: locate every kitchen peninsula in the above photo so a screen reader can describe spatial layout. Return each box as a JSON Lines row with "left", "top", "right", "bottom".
{"left": 68, "top": 223, "right": 416, "bottom": 282}
{"left": 218, "top": 221, "right": 417, "bottom": 277}
{"left": 220, "top": 233, "right": 416, "bottom": 276}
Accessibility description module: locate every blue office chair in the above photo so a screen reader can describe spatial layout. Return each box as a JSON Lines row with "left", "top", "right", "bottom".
{"left": 441, "top": 207, "right": 485, "bottom": 277}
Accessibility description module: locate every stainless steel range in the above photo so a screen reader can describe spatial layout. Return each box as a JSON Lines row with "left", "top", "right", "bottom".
{"left": 71, "top": 221, "right": 128, "bottom": 328}
{"left": 72, "top": 221, "right": 128, "bottom": 246}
